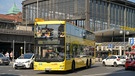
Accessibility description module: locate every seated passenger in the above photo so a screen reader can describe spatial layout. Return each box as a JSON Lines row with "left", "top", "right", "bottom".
{"left": 36, "top": 30, "right": 42, "bottom": 37}
{"left": 60, "top": 33, "right": 65, "bottom": 37}
{"left": 45, "top": 32, "right": 50, "bottom": 37}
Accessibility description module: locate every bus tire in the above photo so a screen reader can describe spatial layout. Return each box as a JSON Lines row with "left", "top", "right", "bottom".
{"left": 89, "top": 59, "right": 92, "bottom": 68}
{"left": 71, "top": 61, "right": 75, "bottom": 72}
{"left": 45, "top": 70, "right": 49, "bottom": 73}
{"left": 86, "top": 60, "right": 89, "bottom": 69}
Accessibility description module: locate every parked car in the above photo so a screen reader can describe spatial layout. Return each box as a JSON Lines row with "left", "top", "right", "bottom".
{"left": 102, "top": 55, "right": 126, "bottom": 67}
{"left": 0, "top": 53, "right": 10, "bottom": 65}
{"left": 13, "top": 53, "right": 34, "bottom": 69}
{"left": 125, "top": 58, "right": 135, "bottom": 70}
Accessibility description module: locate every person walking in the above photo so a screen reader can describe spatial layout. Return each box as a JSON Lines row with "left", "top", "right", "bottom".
{"left": 10, "top": 51, "right": 13, "bottom": 61}
{"left": 5, "top": 52, "right": 9, "bottom": 59}
{"left": 101, "top": 54, "right": 106, "bottom": 60}
{"left": 97, "top": 54, "right": 100, "bottom": 62}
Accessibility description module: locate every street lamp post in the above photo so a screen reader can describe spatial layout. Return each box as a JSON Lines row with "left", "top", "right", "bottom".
{"left": 25, "top": 7, "right": 27, "bottom": 31}
{"left": 120, "top": 30, "right": 129, "bottom": 55}
{"left": 37, "top": 0, "right": 38, "bottom": 18}
{"left": 13, "top": 40, "right": 15, "bottom": 62}
{"left": 36, "top": 0, "right": 46, "bottom": 18}
{"left": 20, "top": 47, "right": 23, "bottom": 55}
{"left": 24, "top": 41, "right": 26, "bottom": 54}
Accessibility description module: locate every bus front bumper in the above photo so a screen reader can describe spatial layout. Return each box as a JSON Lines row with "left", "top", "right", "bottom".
{"left": 34, "top": 62, "right": 65, "bottom": 71}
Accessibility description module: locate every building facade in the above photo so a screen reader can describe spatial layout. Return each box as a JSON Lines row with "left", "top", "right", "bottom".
{"left": 22, "top": 0, "right": 135, "bottom": 56}
{"left": 0, "top": 3, "right": 34, "bottom": 58}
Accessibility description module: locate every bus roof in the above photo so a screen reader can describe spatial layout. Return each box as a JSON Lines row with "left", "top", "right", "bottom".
{"left": 35, "top": 18, "right": 66, "bottom": 25}
{"left": 36, "top": 21, "right": 66, "bottom": 25}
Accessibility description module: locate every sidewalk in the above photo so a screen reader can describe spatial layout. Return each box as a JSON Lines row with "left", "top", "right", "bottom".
{"left": 95, "top": 58, "right": 102, "bottom": 62}
{"left": 10, "top": 60, "right": 16, "bottom": 65}
{"left": 10, "top": 61, "right": 14, "bottom": 65}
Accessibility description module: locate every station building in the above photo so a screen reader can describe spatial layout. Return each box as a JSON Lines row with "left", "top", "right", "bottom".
{"left": 22, "top": 0, "right": 135, "bottom": 57}
{"left": 0, "top": 3, "right": 33, "bottom": 58}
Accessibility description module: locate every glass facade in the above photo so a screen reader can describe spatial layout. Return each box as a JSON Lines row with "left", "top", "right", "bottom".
{"left": 22, "top": 0, "right": 135, "bottom": 32}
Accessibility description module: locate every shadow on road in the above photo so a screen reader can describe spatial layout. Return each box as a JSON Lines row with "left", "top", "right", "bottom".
{"left": 0, "top": 64, "right": 11, "bottom": 66}
{"left": 104, "top": 69, "right": 135, "bottom": 76}
{"left": 0, "top": 74, "right": 19, "bottom": 76}
{"left": 37, "top": 65, "right": 99, "bottom": 75}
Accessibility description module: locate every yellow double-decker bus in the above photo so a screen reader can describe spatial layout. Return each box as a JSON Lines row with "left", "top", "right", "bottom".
{"left": 34, "top": 18, "right": 95, "bottom": 72}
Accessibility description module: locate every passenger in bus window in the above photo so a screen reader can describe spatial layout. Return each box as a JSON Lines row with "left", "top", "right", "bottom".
{"left": 42, "top": 30, "right": 50, "bottom": 38}
{"left": 60, "top": 33, "right": 65, "bottom": 37}
{"left": 45, "top": 50, "right": 50, "bottom": 58}
{"left": 45, "top": 47, "right": 54, "bottom": 58}
{"left": 44, "top": 32, "right": 50, "bottom": 37}
{"left": 36, "top": 30, "right": 42, "bottom": 37}
{"left": 59, "top": 49, "right": 64, "bottom": 57}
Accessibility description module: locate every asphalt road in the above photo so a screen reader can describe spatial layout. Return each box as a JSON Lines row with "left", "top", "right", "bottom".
{"left": 0, "top": 62, "right": 135, "bottom": 76}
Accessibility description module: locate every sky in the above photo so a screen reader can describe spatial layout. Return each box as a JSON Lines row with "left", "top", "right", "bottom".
{"left": 129, "top": 0, "right": 135, "bottom": 2}
{"left": 0, "top": 0, "right": 135, "bottom": 14}
{"left": 0, "top": 0, "right": 23, "bottom": 14}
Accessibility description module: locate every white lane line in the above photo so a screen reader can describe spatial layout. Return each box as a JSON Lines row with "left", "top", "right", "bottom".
{"left": 8, "top": 69, "right": 20, "bottom": 71}
{"left": 1, "top": 73, "right": 6, "bottom": 74}
{"left": 20, "top": 75, "right": 28, "bottom": 76}
{"left": 83, "top": 71, "right": 130, "bottom": 76}
{"left": 0, "top": 73, "right": 27, "bottom": 76}
{"left": 105, "top": 67, "right": 122, "bottom": 70}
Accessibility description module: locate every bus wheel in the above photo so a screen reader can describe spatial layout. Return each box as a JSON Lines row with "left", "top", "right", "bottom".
{"left": 45, "top": 70, "right": 49, "bottom": 73}
{"left": 86, "top": 60, "right": 89, "bottom": 69}
{"left": 71, "top": 61, "right": 75, "bottom": 72}
{"left": 89, "top": 59, "right": 92, "bottom": 68}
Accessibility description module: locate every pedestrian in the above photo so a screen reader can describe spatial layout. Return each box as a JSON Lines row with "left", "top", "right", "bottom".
{"left": 5, "top": 52, "right": 9, "bottom": 59}
{"left": 101, "top": 54, "right": 105, "bottom": 60}
{"left": 10, "top": 51, "right": 13, "bottom": 61}
{"left": 98, "top": 54, "right": 100, "bottom": 62}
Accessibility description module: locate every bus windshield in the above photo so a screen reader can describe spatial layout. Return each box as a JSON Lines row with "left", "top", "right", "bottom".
{"left": 35, "top": 24, "right": 64, "bottom": 38}
{"left": 35, "top": 46, "right": 65, "bottom": 62}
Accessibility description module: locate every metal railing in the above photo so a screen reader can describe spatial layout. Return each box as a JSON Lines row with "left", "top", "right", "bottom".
{"left": 0, "top": 29, "right": 34, "bottom": 36}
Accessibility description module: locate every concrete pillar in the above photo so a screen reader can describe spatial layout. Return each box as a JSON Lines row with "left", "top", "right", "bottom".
{"left": 85, "top": 0, "right": 90, "bottom": 30}
{"left": 119, "top": 46, "right": 122, "bottom": 56}
{"left": 101, "top": 46, "right": 103, "bottom": 51}
{"left": 107, "top": 1, "right": 110, "bottom": 29}
{"left": 97, "top": 46, "right": 99, "bottom": 51}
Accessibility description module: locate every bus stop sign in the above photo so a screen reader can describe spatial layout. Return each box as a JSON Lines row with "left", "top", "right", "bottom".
{"left": 130, "top": 38, "right": 134, "bottom": 45}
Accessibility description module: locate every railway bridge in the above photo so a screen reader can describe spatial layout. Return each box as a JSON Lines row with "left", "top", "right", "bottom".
{"left": 0, "top": 29, "right": 34, "bottom": 58}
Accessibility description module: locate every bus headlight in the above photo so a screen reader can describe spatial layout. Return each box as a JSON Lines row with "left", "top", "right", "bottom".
{"left": 59, "top": 65, "right": 64, "bottom": 69}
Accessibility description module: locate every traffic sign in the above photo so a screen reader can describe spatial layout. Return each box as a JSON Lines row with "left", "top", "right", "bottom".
{"left": 130, "top": 38, "right": 134, "bottom": 45}
{"left": 108, "top": 44, "right": 113, "bottom": 48}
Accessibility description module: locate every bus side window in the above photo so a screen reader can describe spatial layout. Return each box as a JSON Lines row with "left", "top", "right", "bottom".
{"left": 66, "top": 43, "right": 70, "bottom": 60}
{"left": 60, "top": 32, "right": 65, "bottom": 37}
{"left": 66, "top": 55, "right": 70, "bottom": 60}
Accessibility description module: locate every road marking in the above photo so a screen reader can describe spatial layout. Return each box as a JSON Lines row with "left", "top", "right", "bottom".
{"left": 0, "top": 72, "right": 28, "bottom": 76}
{"left": 83, "top": 71, "right": 130, "bottom": 76}
{"left": 20, "top": 75, "right": 28, "bottom": 76}
{"left": 105, "top": 67, "right": 122, "bottom": 69}
{"left": 1, "top": 73, "right": 6, "bottom": 74}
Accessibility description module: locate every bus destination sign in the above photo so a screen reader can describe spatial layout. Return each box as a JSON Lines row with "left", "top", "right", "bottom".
{"left": 38, "top": 40, "right": 60, "bottom": 44}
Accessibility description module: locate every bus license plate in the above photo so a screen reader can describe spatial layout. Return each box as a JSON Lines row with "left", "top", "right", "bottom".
{"left": 45, "top": 68, "right": 51, "bottom": 70}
